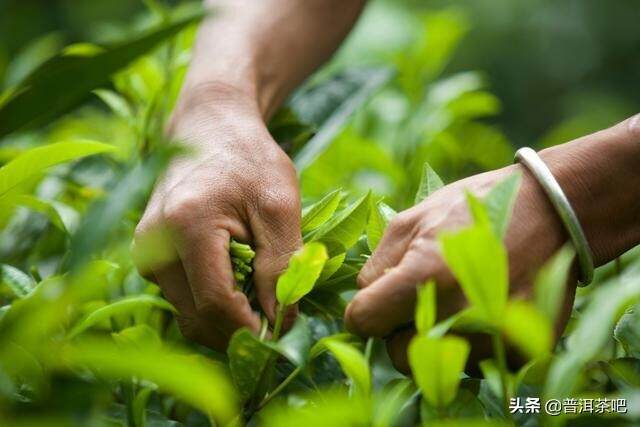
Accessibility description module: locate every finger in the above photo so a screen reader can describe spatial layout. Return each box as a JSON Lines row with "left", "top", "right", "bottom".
{"left": 250, "top": 193, "right": 302, "bottom": 326}
{"left": 357, "top": 213, "right": 415, "bottom": 289}
{"left": 174, "top": 223, "right": 261, "bottom": 339}
{"left": 346, "top": 243, "right": 461, "bottom": 338}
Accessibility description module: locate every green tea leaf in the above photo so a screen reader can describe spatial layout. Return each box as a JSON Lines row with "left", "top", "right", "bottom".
{"left": 439, "top": 224, "right": 508, "bottom": 323}
{"left": 69, "top": 295, "right": 175, "bottom": 338}
{"left": 415, "top": 281, "right": 437, "bottom": 335}
{"left": 367, "top": 200, "right": 394, "bottom": 252}
{"left": 409, "top": 335, "right": 469, "bottom": 408}
{"left": 373, "top": 380, "right": 416, "bottom": 427}
{"left": 615, "top": 306, "right": 640, "bottom": 358}
{"left": 274, "top": 315, "right": 312, "bottom": 367}
{"left": 227, "top": 328, "right": 274, "bottom": 401}
{"left": 502, "top": 300, "right": 553, "bottom": 360}
{"left": 309, "top": 333, "right": 357, "bottom": 359}
{"left": 0, "top": 12, "right": 203, "bottom": 137}
{"left": 93, "top": 89, "right": 133, "bottom": 121}
{"left": 415, "top": 162, "right": 444, "bottom": 204}
{"left": 0, "top": 264, "right": 36, "bottom": 298}
{"left": 301, "top": 189, "right": 342, "bottom": 233}
{"left": 324, "top": 339, "right": 371, "bottom": 396}
{"left": 293, "top": 67, "right": 394, "bottom": 170}
{"left": 112, "top": 325, "right": 162, "bottom": 352}
{"left": 0, "top": 140, "right": 115, "bottom": 199}
{"left": 276, "top": 242, "right": 328, "bottom": 306}
{"left": 311, "top": 192, "right": 371, "bottom": 251}
{"left": 10, "top": 195, "right": 78, "bottom": 233}
{"left": 483, "top": 173, "right": 521, "bottom": 238}
{"left": 534, "top": 244, "right": 574, "bottom": 324}
{"left": 58, "top": 339, "right": 237, "bottom": 425}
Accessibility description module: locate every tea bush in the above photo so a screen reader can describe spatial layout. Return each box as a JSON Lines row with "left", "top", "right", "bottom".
{"left": 1, "top": 3, "right": 640, "bottom": 427}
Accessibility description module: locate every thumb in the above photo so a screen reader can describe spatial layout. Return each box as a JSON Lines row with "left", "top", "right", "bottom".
{"left": 250, "top": 194, "right": 302, "bottom": 326}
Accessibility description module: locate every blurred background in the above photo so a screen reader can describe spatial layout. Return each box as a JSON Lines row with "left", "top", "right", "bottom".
{"left": 2, "top": 0, "right": 639, "bottom": 147}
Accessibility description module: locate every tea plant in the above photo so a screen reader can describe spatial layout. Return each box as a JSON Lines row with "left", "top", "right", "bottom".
{"left": 1, "top": 3, "right": 640, "bottom": 427}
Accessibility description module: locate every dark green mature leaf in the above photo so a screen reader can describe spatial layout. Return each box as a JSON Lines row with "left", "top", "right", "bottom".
{"left": 301, "top": 189, "right": 343, "bottom": 234}
{"left": 0, "top": 12, "right": 203, "bottom": 137}
{"left": 534, "top": 244, "right": 574, "bottom": 324}
{"left": 0, "top": 140, "right": 115, "bottom": 199}
{"left": 311, "top": 192, "right": 371, "bottom": 252}
{"left": 439, "top": 224, "right": 508, "bottom": 324}
{"left": 414, "top": 162, "right": 444, "bottom": 204}
{"left": 58, "top": 339, "right": 238, "bottom": 425}
{"left": 409, "top": 335, "right": 469, "bottom": 408}
{"left": 69, "top": 295, "right": 175, "bottom": 338}
{"left": 274, "top": 316, "right": 312, "bottom": 367}
{"left": 292, "top": 67, "right": 394, "bottom": 170}
{"left": 227, "top": 329, "right": 274, "bottom": 401}
{"left": 0, "top": 264, "right": 36, "bottom": 298}
{"left": 276, "top": 242, "right": 328, "bottom": 306}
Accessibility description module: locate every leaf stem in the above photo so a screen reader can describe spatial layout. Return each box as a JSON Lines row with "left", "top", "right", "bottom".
{"left": 272, "top": 304, "right": 286, "bottom": 342}
{"left": 491, "top": 334, "right": 511, "bottom": 420}
{"left": 257, "top": 366, "right": 302, "bottom": 410}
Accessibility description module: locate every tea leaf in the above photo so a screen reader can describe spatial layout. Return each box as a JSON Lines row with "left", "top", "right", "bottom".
{"left": 409, "top": 335, "right": 469, "bottom": 408}
{"left": 324, "top": 339, "right": 371, "bottom": 396}
{"left": 311, "top": 192, "right": 371, "bottom": 251}
{"left": 93, "top": 89, "right": 133, "bottom": 121}
{"left": 274, "top": 315, "right": 312, "bottom": 367}
{"left": 483, "top": 173, "right": 521, "bottom": 238}
{"left": 0, "top": 12, "right": 203, "bottom": 137}
{"left": 415, "top": 162, "right": 444, "bottom": 204}
{"left": 293, "top": 67, "right": 394, "bottom": 170}
{"left": 367, "top": 200, "right": 395, "bottom": 251}
{"left": 534, "top": 244, "right": 574, "bottom": 324}
{"left": 301, "top": 189, "right": 342, "bottom": 233}
{"left": 10, "top": 195, "right": 78, "bottom": 233}
{"left": 69, "top": 295, "right": 176, "bottom": 338}
{"left": 227, "top": 328, "right": 274, "bottom": 401}
{"left": 111, "top": 325, "right": 162, "bottom": 352}
{"left": 0, "top": 264, "right": 36, "bottom": 298}
{"left": 276, "top": 242, "right": 328, "bottom": 307}
{"left": 0, "top": 140, "right": 115, "bottom": 199}
{"left": 415, "top": 281, "right": 437, "bottom": 335}
{"left": 439, "top": 224, "right": 508, "bottom": 323}
{"left": 615, "top": 306, "right": 640, "bottom": 358}
{"left": 502, "top": 300, "right": 553, "bottom": 360}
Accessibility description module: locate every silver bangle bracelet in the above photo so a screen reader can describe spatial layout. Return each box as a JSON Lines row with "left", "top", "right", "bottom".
{"left": 514, "top": 147, "right": 594, "bottom": 286}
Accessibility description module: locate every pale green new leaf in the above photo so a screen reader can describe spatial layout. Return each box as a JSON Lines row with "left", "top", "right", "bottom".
{"left": 324, "top": 339, "right": 371, "bottom": 396}
{"left": 69, "top": 295, "right": 176, "bottom": 338}
{"left": 112, "top": 325, "right": 162, "bottom": 352}
{"left": 502, "top": 300, "right": 553, "bottom": 360}
{"left": 367, "top": 200, "right": 396, "bottom": 252}
{"left": 409, "top": 335, "right": 469, "bottom": 408}
{"left": 93, "top": 89, "right": 133, "bottom": 121}
{"left": 1, "top": 264, "right": 36, "bottom": 298}
{"left": 311, "top": 192, "right": 371, "bottom": 251}
{"left": 415, "top": 162, "right": 444, "bottom": 204}
{"left": 439, "top": 224, "right": 508, "bottom": 323}
{"left": 534, "top": 244, "right": 574, "bottom": 324}
{"left": 301, "top": 189, "right": 342, "bottom": 233}
{"left": 0, "top": 140, "right": 115, "bottom": 199}
{"left": 276, "top": 242, "right": 328, "bottom": 306}
{"left": 483, "top": 173, "right": 521, "bottom": 238}
{"left": 415, "top": 281, "right": 437, "bottom": 335}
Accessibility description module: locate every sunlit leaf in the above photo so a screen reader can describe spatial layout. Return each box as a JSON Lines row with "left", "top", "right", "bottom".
{"left": 301, "top": 189, "right": 343, "bottom": 234}
{"left": 534, "top": 244, "right": 574, "bottom": 324}
{"left": 415, "top": 281, "right": 436, "bottom": 335}
{"left": 367, "top": 200, "right": 395, "bottom": 252}
{"left": 276, "top": 242, "right": 328, "bottom": 307}
{"left": 0, "top": 264, "right": 36, "bottom": 298}
{"left": 502, "top": 300, "right": 553, "bottom": 360}
{"left": 324, "top": 339, "right": 371, "bottom": 396}
{"left": 414, "top": 162, "right": 444, "bottom": 204}
{"left": 311, "top": 192, "right": 371, "bottom": 252}
{"left": 409, "top": 335, "right": 469, "bottom": 408}
{"left": 483, "top": 173, "right": 521, "bottom": 238}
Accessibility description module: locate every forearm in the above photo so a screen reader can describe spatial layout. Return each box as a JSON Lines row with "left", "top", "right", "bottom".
{"left": 539, "top": 115, "right": 640, "bottom": 266}
{"left": 177, "top": 0, "right": 366, "bottom": 120}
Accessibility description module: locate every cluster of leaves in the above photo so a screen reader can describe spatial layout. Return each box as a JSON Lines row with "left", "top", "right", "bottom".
{"left": 1, "top": 2, "right": 640, "bottom": 427}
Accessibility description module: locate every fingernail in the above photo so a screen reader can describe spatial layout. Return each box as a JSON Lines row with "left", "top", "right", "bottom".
{"left": 629, "top": 114, "right": 640, "bottom": 137}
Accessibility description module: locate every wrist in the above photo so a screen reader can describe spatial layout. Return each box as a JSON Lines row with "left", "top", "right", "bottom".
{"left": 538, "top": 115, "right": 640, "bottom": 266}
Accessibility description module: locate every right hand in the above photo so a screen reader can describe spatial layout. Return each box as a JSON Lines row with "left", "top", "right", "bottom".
{"left": 134, "top": 84, "right": 302, "bottom": 351}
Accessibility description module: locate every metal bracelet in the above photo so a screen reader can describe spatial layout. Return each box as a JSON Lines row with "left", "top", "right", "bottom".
{"left": 514, "top": 147, "right": 594, "bottom": 286}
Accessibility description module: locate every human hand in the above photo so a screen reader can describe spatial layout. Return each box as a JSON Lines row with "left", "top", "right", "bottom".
{"left": 134, "top": 84, "right": 301, "bottom": 351}
{"left": 345, "top": 114, "right": 640, "bottom": 372}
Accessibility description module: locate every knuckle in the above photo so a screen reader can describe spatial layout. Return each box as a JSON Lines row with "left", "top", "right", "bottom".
{"left": 387, "top": 213, "right": 413, "bottom": 235}
{"left": 257, "top": 190, "right": 300, "bottom": 219}
{"left": 162, "top": 194, "right": 202, "bottom": 229}
{"left": 176, "top": 316, "right": 200, "bottom": 342}
{"left": 628, "top": 113, "right": 640, "bottom": 139}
